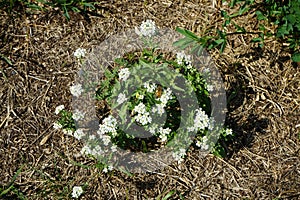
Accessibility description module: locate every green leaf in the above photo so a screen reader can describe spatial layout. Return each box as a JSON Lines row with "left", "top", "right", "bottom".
{"left": 251, "top": 37, "right": 262, "bottom": 43}
{"left": 276, "top": 24, "right": 289, "bottom": 37}
{"left": 173, "top": 38, "right": 195, "bottom": 49}
{"left": 162, "top": 190, "right": 176, "bottom": 200}
{"left": 213, "top": 146, "right": 226, "bottom": 158}
{"left": 291, "top": 52, "right": 300, "bottom": 62}
{"left": 83, "top": 2, "right": 95, "bottom": 9}
{"left": 0, "top": 53, "right": 13, "bottom": 66}
{"left": 62, "top": 6, "right": 70, "bottom": 20}
{"left": 208, "top": 39, "right": 224, "bottom": 50}
{"left": 256, "top": 10, "right": 267, "bottom": 20}
{"left": 175, "top": 27, "right": 199, "bottom": 40}
{"left": 0, "top": 185, "right": 16, "bottom": 197}
{"left": 233, "top": 22, "right": 246, "bottom": 33}
{"left": 71, "top": 6, "right": 80, "bottom": 12}
{"left": 220, "top": 40, "right": 227, "bottom": 53}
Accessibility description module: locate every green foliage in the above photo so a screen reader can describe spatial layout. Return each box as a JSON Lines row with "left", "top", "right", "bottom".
{"left": 0, "top": 166, "right": 27, "bottom": 200}
{"left": 256, "top": 0, "right": 300, "bottom": 61}
{"left": 57, "top": 109, "right": 76, "bottom": 131}
{"left": 175, "top": 0, "right": 300, "bottom": 62}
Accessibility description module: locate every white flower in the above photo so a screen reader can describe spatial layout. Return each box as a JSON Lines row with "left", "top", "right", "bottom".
{"left": 203, "top": 68, "right": 210, "bottom": 74}
{"left": 208, "top": 117, "right": 215, "bottom": 131}
{"left": 103, "top": 165, "right": 113, "bottom": 173}
{"left": 149, "top": 126, "right": 156, "bottom": 134}
{"left": 74, "top": 48, "right": 86, "bottom": 59}
{"left": 143, "top": 82, "right": 156, "bottom": 93}
{"left": 135, "top": 112, "right": 152, "bottom": 125}
{"left": 158, "top": 127, "right": 171, "bottom": 135}
{"left": 152, "top": 104, "right": 165, "bottom": 115}
{"left": 111, "top": 129, "right": 118, "bottom": 137}
{"left": 207, "top": 84, "right": 214, "bottom": 92}
{"left": 100, "top": 134, "right": 111, "bottom": 146}
{"left": 74, "top": 129, "right": 85, "bottom": 140}
{"left": 55, "top": 105, "right": 65, "bottom": 115}
{"left": 103, "top": 115, "right": 118, "bottom": 127}
{"left": 119, "top": 68, "right": 130, "bottom": 81}
{"left": 53, "top": 122, "right": 63, "bottom": 130}
{"left": 98, "top": 115, "right": 118, "bottom": 134}
{"left": 63, "top": 129, "right": 73, "bottom": 136}
{"left": 92, "top": 145, "right": 103, "bottom": 156}
{"left": 193, "top": 108, "right": 209, "bottom": 130}
{"left": 196, "top": 140, "right": 201, "bottom": 147}
{"left": 117, "top": 93, "right": 127, "bottom": 105}
{"left": 135, "top": 19, "right": 156, "bottom": 37}
{"left": 187, "top": 126, "right": 195, "bottom": 132}
{"left": 73, "top": 109, "right": 85, "bottom": 121}
{"left": 72, "top": 186, "right": 83, "bottom": 199}
{"left": 200, "top": 136, "right": 210, "bottom": 150}
{"left": 158, "top": 88, "right": 172, "bottom": 105}
{"left": 159, "top": 134, "right": 167, "bottom": 142}
{"left": 176, "top": 51, "right": 185, "bottom": 65}
{"left": 111, "top": 144, "right": 117, "bottom": 152}
{"left": 159, "top": 94, "right": 170, "bottom": 106}
{"left": 108, "top": 165, "right": 113, "bottom": 171}
{"left": 81, "top": 145, "right": 92, "bottom": 155}
{"left": 133, "top": 102, "right": 147, "bottom": 114}
{"left": 176, "top": 51, "right": 192, "bottom": 66}
{"left": 102, "top": 167, "right": 108, "bottom": 173}
{"left": 70, "top": 84, "right": 83, "bottom": 97}
{"left": 225, "top": 128, "right": 233, "bottom": 135}
{"left": 172, "top": 148, "right": 186, "bottom": 163}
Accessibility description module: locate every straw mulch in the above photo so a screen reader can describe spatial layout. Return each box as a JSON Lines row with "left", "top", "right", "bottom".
{"left": 0, "top": 0, "right": 299, "bottom": 199}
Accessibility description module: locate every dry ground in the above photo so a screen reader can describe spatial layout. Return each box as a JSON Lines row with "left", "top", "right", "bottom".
{"left": 0, "top": 0, "right": 299, "bottom": 199}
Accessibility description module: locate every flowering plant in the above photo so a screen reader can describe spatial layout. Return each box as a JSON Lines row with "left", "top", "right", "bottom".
{"left": 54, "top": 20, "right": 234, "bottom": 173}
{"left": 90, "top": 20, "right": 234, "bottom": 161}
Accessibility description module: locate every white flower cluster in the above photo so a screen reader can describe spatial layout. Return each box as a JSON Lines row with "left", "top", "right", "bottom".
{"left": 53, "top": 122, "right": 62, "bottom": 130}
{"left": 196, "top": 135, "right": 210, "bottom": 151}
{"left": 158, "top": 127, "right": 171, "bottom": 142}
{"left": 135, "top": 19, "right": 156, "bottom": 37}
{"left": 63, "top": 129, "right": 73, "bottom": 136}
{"left": 152, "top": 104, "right": 165, "bottom": 116}
{"left": 119, "top": 68, "right": 130, "bottom": 81}
{"left": 72, "top": 186, "right": 83, "bottom": 198}
{"left": 55, "top": 105, "right": 65, "bottom": 115}
{"left": 70, "top": 84, "right": 83, "bottom": 97}
{"left": 74, "top": 48, "right": 86, "bottom": 59}
{"left": 143, "top": 82, "right": 157, "bottom": 93}
{"left": 74, "top": 129, "right": 85, "bottom": 140}
{"left": 117, "top": 93, "right": 127, "bottom": 105}
{"left": 151, "top": 87, "right": 173, "bottom": 116}
{"left": 98, "top": 115, "right": 118, "bottom": 137}
{"left": 206, "top": 84, "right": 214, "bottom": 92}
{"left": 157, "top": 87, "right": 172, "bottom": 106}
{"left": 80, "top": 143, "right": 104, "bottom": 157}
{"left": 102, "top": 165, "right": 113, "bottom": 173}
{"left": 188, "top": 108, "right": 209, "bottom": 132}
{"left": 176, "top": 51, "right": 192, "bottom": 67}
{"left": 133, "top": 102, "right": 152, "bottom": 125}
{"left": 172, "top": 148, "right": 186, "bottom": 163}
{"left": 208, "top": 117, "right": 215, "bottom": 131}
{"left": 225, "top": 128, "right": 233, "bottom": 135}
{"left": 73, "top": 109, "right": 85, "bottom": 121}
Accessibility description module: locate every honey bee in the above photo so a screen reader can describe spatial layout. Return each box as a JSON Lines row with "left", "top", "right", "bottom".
{"left": 155, "top": 85, "right": 163, "bottom": 98}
